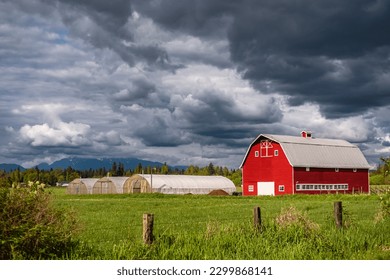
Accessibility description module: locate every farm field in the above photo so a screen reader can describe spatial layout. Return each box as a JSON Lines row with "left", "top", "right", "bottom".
{"left": 51, "top": 187, "right": 390, "bottom": 260}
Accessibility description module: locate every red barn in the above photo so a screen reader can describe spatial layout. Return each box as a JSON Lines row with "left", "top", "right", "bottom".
{"left": 240, "top": 131, "right": 370, "bottom": 196}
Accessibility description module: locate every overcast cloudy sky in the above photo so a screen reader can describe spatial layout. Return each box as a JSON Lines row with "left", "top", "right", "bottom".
{"left": 1, "top": 0, "right": 389, "bottom": 169}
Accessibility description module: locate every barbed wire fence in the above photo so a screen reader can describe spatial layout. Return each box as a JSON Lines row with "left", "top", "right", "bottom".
{"left": 76, "top": 202, "right": 346, "bottom": 247}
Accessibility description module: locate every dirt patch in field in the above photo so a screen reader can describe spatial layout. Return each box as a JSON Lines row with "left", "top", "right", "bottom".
{"left": 208, "top": 189, "right": 229, "bottom": 196}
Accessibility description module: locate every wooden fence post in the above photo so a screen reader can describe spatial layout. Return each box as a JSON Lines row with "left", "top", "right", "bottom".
{"left": 334, "top": 201, "right": 343, "bottom": 229}
{"left": 253, "top": 206, "right": 262, "bottom": 231}
{"left": 143, "top": 213, "right": 154, "bottom": 245}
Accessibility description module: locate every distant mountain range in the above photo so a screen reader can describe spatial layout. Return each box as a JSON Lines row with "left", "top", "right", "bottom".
{"left": 0, "top": 163, "right": 26, "bottom": 172}
{"left": 0, "top": 157, "right": 187, "bottom": 172}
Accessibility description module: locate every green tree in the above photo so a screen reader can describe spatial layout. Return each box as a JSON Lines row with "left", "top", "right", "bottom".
{"left": 134, "top": 163, "right": 143, "bottom": 174}
{"left": 9, "top": 168, "right": 21, "bottom": 185}
{"left": 111, "top": 162, "right": 117, "bottom": 176}
{"left": 380, "top": 157, "right": 390, "bottom": 183}
{"left": 117, "top": 163, "right": 125, "bottom": 176}
{"left": 207, "top": 162, "right": 215, "bottom": 175}
{"left": 161, "top": 162, "right": 169, "bottom": 174}
{"left": 184, "top": 165, "right": 199, "bottom": 175}
{"left": 0, "top": 170, "right": 10, "bottom": 188}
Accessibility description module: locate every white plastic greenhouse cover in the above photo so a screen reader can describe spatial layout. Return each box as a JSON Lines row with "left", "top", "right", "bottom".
{"left": 134, "top": 174, "right": 236, "bottom": 195}
{"left": 68, "top": 178, "right": 99, "bottom": 194}
{"left": 97, "top": 176, "right": 130, "bottom": 194}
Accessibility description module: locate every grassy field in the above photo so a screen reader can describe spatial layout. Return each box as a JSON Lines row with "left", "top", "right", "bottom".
{"left": 50, "top": 187, "right": 390, "bottom": 260}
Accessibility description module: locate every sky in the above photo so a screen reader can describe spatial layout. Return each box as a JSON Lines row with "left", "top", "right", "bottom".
{"left": 0, "top": 0, "right": 389, "bottom": 169}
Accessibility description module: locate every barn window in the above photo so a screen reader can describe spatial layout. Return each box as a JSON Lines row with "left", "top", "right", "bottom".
{"left": 296, "top": 183, "right": 349, "bottom": 191}
{"left": 248, "top": 185, "right": 254, "bottom": 192}
{"left": 278, "top": 185, "right": 285, "bottom": 192}
{"left": 260, "top": 140, "right": 273, "bottom": 157}
{"left": 255, "top": 151, "right": 259, "bottom": 157}
{"left": 274, "top": 150, "right": 279, "bottom": 156}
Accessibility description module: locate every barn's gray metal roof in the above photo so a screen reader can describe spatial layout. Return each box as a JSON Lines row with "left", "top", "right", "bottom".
{"left": 240, "top": 134, "right": 370, "bottom": 169}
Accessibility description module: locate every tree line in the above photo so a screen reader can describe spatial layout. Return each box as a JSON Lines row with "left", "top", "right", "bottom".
{"left": 0, "top": 162, "right": 242, "bottom": 188}
{"left": 370, "top": 156, "right": 390, "bottom": 185}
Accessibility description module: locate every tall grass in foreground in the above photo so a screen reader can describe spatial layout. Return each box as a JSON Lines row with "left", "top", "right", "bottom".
{"left": 67, "top": 205, "right": 390, "bottom": 260}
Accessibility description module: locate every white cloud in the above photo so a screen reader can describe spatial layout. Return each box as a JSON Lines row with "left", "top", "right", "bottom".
{"left": 19, "top": 121, "right": 91, "bottom": 147}
{"left": 93, "top": 130, "right": 124, "bottom": 146}
{"left": 164, "top": 35, "right": 231, "bottom": 67}
{"left": 281, "top": 102, "right": 372, "bottom": 142}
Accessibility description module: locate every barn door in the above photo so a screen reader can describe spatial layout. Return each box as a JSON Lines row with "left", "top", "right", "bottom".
{"left": 257, "top": 182, "right": 275, "bottom": 195}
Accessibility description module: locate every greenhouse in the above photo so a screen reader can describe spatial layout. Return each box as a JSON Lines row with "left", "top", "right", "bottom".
{"left": 92, "top": 176, "right": 130, "bottom": 194}
{"left": 67, "top": 178, "right": 99, "bottom": 195}
{"left": 123, "top": 174, "right": 236, "bottom": 195}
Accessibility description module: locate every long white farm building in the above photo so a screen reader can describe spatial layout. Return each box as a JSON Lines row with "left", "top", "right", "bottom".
{"left": 125, "top": 174, "right": 236, "bottom": 195}
{"left": 67, "top": 175, "right": 236, "bottom": 195}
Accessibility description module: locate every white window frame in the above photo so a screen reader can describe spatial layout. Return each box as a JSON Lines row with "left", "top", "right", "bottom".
{"left": 254, "top": 151, "right": 259, "bottom": 157}
{"left": 296, "top": 183, "right": 348, "bottom": 191}
{"left": 260, "top": 140, "right": 273, "bottom": 158}
{"left": 274, "top": 150, "right": 279, "bottom": 156}
{"left": 278, "top": 185, "right": 285, "bottom": 192}
{"left": 248, "top": 185, "right": 254, "bottom": 192}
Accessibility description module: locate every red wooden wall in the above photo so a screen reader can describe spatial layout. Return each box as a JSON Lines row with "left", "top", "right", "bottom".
{"left": 242, "top": 140, "right": 293, "bottom": 196}
{"left": 293, "top": 167, "right": 369, "bottom": 194}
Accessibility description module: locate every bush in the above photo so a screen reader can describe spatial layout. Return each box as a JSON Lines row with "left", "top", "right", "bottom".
{"left": 370, "top": 174, "right": 385, "bottom": 185}
{"left": 375, "top": 194, "right": 390, "bottom": 223}
{"left": 0, "top": 182, "right": 79, "bottom": 259}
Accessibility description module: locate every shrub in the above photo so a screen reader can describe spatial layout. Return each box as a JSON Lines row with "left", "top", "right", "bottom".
{"left": 375, "top": 194, "right": 390, "bottom": 223}
{"left": 0, "top": 182, "right": 79, "bottom": 259}
{"left": 275, "top": 206, "right": 319, "bottom": 232}
{"left": 370, "top": 174, "right": 385, "bottom": 185}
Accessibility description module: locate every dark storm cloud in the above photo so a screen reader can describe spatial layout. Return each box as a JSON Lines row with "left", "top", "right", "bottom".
{"left": 132, "top": 115, "right": 190, "bottom": 147}
{"left": 133, "top": 0, "right": 235, "bottom": 38}
{"left": 4, "top": 0, "right": 179, "bottom": 71}
{"left": 58, "top": 1, "right": 179, "bottom": 71}
{"left": 113, "top": 78, "right": 156, "bottom": 102}
{"left": 1, "top": 0, "right": 390, "bottom": 168}
{"left": 226, "top": 0, "right": 390, "bottom": 117}
{"left": 137, "top": 0, "right": 390, "bottom": 118}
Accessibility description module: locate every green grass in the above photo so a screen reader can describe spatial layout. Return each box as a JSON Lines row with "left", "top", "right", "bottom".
{"left": 49, "top": 188, "right": 390, "bottom": 260}
{"left": 371, "top": 185, "right": 390, "bottom": 194}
